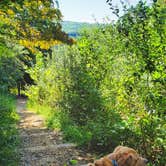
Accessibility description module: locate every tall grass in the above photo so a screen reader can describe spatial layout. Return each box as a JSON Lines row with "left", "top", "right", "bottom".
{"left": 0, "top": 93, "right": 19, "bottom": 165}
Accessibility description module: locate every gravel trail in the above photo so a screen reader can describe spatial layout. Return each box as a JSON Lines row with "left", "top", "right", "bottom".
{"left": 17, "top": 98, "right": 93, "bottom": 166}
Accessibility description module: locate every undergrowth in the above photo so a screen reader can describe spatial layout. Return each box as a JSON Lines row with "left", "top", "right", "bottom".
{"left": 25, "top": 1, "right": 166, "bottom": 165}
{"left": 0, "top": 93, "right": 19, "bottom": 165}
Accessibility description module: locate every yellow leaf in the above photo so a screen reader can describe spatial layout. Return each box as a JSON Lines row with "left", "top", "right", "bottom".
{"left": 7, "top": 9, "right": 15, "bottom": 15}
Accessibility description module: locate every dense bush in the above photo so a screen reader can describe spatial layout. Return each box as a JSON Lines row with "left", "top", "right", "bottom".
{"left": 26, "top": 1, "right": 165, "bottom": 165}
{"left": 0, "top": 93, "right": 19, "bottom": 165}
{"left": 0, "top": 43, "right": 25, "bottom": 93}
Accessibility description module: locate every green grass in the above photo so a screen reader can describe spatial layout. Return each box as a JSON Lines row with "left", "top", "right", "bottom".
{"left": 0, "top": 93, "right": 19, "bottom": 165}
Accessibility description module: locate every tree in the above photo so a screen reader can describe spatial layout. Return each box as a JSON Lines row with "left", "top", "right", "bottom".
{"left": 0, "top": 43, "right": 25, "bottom": 92}
{"left": 0, "top": 0, "right": 73, "bottom": 52}
{"left": 0, "top": 0, "right": 73, "bottom": 94}
{"left": 106, "top": 0, "right": 166, "bottom": 164}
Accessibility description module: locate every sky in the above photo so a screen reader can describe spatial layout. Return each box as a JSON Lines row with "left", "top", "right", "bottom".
{"left": 57, "top": 0, "right": 152, "bottom": 23}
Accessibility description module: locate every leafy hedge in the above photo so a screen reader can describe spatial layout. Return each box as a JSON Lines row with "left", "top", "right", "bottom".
{"left": 0, "top": 93, "right": 19, "bottom": 165}
{"left": 26, "top": 1, "right": 166, "bottom": 165}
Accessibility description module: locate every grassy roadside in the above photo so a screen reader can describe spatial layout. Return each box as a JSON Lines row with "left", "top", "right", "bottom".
{"left": 0, "top": 93, "right": 19, "bottom": 165}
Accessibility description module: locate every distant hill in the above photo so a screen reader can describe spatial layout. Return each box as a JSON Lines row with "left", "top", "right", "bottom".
{"left": 62, "top": 21, "right": 98, "bottom": 37}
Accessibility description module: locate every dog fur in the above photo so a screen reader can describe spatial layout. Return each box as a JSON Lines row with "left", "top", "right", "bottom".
{"left": 88, "top": 146, "right": 148, "bottom": 166}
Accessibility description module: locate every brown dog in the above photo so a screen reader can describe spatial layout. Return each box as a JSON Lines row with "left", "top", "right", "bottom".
{"left": 88, "top": 146, "right": 148, "bottom": 166}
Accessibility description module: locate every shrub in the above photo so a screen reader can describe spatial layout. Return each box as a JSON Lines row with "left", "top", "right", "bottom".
{"left": 0, "top": 93, "right": 19, "bottom": 165}
{"left": 26, "top": 2, "right": 165, "bottom": 165}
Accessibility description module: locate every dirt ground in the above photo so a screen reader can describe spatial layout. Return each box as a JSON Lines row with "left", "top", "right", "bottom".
{"left": 17, "top": 98, "right": 94, "bottom": 166}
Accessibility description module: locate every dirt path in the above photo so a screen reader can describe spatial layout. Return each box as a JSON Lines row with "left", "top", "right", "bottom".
{"left": 17, "top": 98, "right": 93, "bottom": 166}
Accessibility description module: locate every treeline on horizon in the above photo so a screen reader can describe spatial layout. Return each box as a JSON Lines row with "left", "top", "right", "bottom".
{"left": 0, "top": 0, "right": 165, "bottom": 165}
